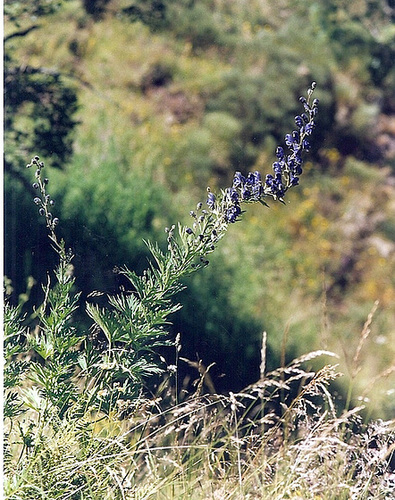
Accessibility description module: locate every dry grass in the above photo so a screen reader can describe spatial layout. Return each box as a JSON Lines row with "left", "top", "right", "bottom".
{"left": 5, "top": 332, "right": 395, "bottom": 500}
{"left": 109, "top": 349, "right": 395, "bottom": 499}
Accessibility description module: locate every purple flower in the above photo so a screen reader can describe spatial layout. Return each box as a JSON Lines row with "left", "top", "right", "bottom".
{"left": 285, "top": 134, "right": 294, "bottom": 147}
{"left": 207, "top": 192, "right": 216, "bottom": 209}
{"left": 304, "top": 123, "right": 314, "bottom": 135}
{"left": 227, "top": 187, "right": 239, "bottom": 203}
{"left": 224, "top": 205, "right": 241, "bottom": 223}
{"left": 229, "top": 170, "right": 264, "bottom": 207}
{"left": 265, "top": 174, "right": 285, "bottom": 199}
{"left": 204, "top": 82, "right": 318, "bottom": 219}
{"left": 295, "top": 115, "right": 304, "bottom": 128}
{"left": 264, "top": 83, "right": 318, "bottom": 198}
{"left": 290, "top": 175, "right": 299, "bottom": 186}
{"left": 276, "top": 146, "right": 285, "bottom": 160}
{"left": 233, "top": 171, "right": 245, "bottom": 188}
{"left": 272, "top": 161, "right": 284, "bottom": 176}
{"left": 242, "top": 187, "right": 252, "bottom": 200}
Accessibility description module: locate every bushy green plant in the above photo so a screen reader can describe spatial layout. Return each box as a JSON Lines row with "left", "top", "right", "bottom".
{"left": 4, "top": 83, "right": 318, "bottom": 490}
{"left": 4, "top": 82, "right": 395, "bottom": 499}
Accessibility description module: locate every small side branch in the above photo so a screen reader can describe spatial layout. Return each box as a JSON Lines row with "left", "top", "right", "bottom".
{"left": 5, "top": 25, "right": 40, "bottom": 43}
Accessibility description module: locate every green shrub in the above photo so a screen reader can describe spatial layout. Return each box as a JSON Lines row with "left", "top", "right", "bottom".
{"left": 4, "top": 84, "right": 395, "bottom": 499}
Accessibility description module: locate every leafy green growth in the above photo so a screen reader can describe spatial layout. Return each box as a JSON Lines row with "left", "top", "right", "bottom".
{"left": 4, "top": 80, "right": 317, "bottom": 423}
{"left": 4, "top": 66, "right": 78, "bottom": 172}
{"left": 3, "top": 74, "right": 394, "bottom": 498}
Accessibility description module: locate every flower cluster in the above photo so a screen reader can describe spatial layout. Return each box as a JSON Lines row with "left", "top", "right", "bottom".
{"left": 26, "top": 156, "right": 59, "bottom": 232}
{"left": 206, "top": 171, "right": 264, "bottom": 223}
{"left": 206, "top": 82, "right": 319, "bottom": 223}
{"left": 265, "top": 85, "right": 318, "bottom": 199}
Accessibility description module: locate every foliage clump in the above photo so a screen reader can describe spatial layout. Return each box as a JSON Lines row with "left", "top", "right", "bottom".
{"left": 4, "top": 83, "right": 395, "bottom": 498}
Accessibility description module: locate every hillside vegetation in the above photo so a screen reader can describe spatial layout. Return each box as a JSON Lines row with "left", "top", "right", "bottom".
{"left": 5, "top": 0, "right": 395, "bottom": 418}
{"left": 4, "top": 1, "right": 395, "bottom": 498}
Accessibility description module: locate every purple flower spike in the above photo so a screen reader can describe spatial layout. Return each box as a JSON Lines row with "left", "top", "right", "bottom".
{"left": 204, "top": 82, "right": 318, "bottom": 221}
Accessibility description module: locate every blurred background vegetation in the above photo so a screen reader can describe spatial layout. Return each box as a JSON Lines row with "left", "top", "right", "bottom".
{"left": 4, "top": 0, "right": 395, "bottom": 416}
